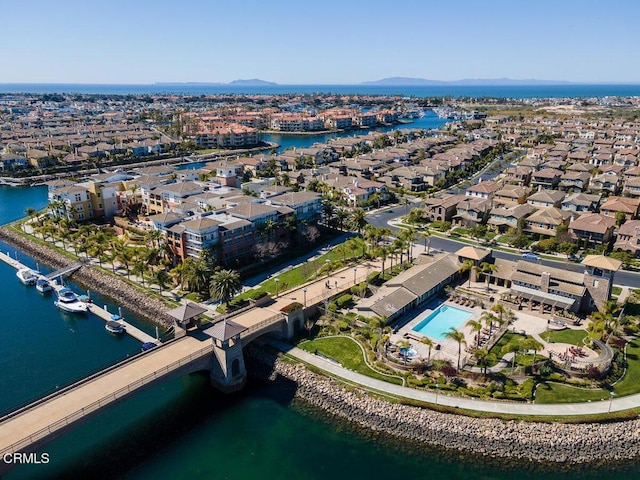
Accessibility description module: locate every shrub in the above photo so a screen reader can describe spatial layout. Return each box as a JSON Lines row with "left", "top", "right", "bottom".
{"left": 367, "top": 271, "right": 382, "bottom": 285}
{"left": 248, "top": 289, "right": 268, "bottom": 300}
{"left": 281, "top": 302, "right": 303, "bottom": 314}
{"left": 337, "top": 321, "right": 350, "bottom": 331}
{"left": 336, "top": 294, "right": 353, "bottom": 309}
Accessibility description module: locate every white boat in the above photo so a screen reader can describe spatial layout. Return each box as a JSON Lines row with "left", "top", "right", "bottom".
{"left": 16, "top": 268, "right": 39, "bottom": 286}
{"left": 54, "top": 288, "right": 88, "bottom": 314}
{"left": 105, "top": 320, "right": 125, "bottom": 334}
{"left": 35, "top": 278, "right": 53, "bottom": 293}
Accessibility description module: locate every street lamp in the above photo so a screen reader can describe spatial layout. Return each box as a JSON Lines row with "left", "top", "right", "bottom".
{"left": 435, "top": 384, "right": 440, "bottom": 405}
{"left": 303, "top": 287, "right": 307, "bottom": 307}
{"left": 325, "top": 259, "right": 330, "bottom": 278}
{"left": 275, "top": 277, "right": 280, "bottom": 298}
{"left": 608, "top": 391, "right": 616, "bottom": 413}
{"left": 353, "top": 267, "right": 357, "bottom": 285}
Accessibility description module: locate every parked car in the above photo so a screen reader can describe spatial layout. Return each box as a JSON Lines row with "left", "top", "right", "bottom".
{"left": 568, "top": 254, "right": 583, "bottom": 262}
{"left": 521, "top": 252, "right": 540, "bottom": 261}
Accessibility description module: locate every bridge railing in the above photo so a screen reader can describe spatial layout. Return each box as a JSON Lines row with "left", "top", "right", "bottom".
{"left": 241, "top": 313, "right": 285, "bottom": 337}
{"left": 0, "top": 343, "right": 214, "bottom": 458}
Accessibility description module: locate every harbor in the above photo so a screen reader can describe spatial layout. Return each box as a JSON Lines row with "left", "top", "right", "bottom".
{"left": 0, "top": 250, "right": 159, "bottom": 346}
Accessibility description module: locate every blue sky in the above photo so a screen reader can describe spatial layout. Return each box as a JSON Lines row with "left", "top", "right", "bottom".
{"left": 2, "top": 0, "right": 639, "bottom": 84}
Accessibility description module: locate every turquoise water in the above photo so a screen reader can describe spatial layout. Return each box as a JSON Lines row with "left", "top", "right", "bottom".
{"left": 0, "top": 185, "right": 48, "bottom": 225}
{"left": 412, "top": 305, "right": 472, "bottom": 341}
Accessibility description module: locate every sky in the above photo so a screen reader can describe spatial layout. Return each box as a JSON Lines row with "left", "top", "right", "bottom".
{"left": 2, "top": 0, "right": 640, "bottom": 85}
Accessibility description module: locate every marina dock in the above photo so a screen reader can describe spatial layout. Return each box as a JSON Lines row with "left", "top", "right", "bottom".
{"left": 0, "top": 250, "right": 159, "bottom": 346}
{"left": 86, "top": 302, "right": 159, "bottom": 344}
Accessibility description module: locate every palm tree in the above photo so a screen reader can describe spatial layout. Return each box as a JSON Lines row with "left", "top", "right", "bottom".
{"left": 209, "top": 269, "right": 242, "bottom": 306}
{"left": 420, "top": 337, "right": 434, "bottom": 363}
{"left": 521, "top": 338, "right": 542, "bottom": 372}
{"left": 146, "top": 229, "right": 162, "bottom": 249}
{"left": 502, "top": 339, "right": 522, "bottom": 374}
{"left": 474, "top": 348, "right": 491, "bottom": 378}
{"left": 132, "top": 260, "right": 147, "bottom": 287}
{"left": 335, "top": 208, "right": 350, "bottom": 230}
{"left": 491, "top": 302, "right": 506, "bottom": 325}
{"left": 348, "top": 208, "right": 368, "bottom": 235}
{"left": 422, "top": 228, "right": 431, "bottom": 254}
{"left": 458, "top": 260, "right": 474, "bottom": 287}
{"left": 445, "top": 328, "right": 466, "bottom": 371}
{"left": 24, "top": 207, "right": 36, "bottom": 232}
{"left": 479, "top": 261, "right": 498, "bottom": 292}
{"left": 465, "top": 319, "right": 483, "bottom": 349}
{"left": 117, "top": 246, "right": 135, "bottom": 280}
{"left": 480, "top": 311, "right": 499, "bottom": 336}
{"left": 153, "top": 269, "right": 170, "bottom": 294}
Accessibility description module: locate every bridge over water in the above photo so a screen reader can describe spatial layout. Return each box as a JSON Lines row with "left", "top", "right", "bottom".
{"left": 0, "top": 260, "right": 378, "bottom": 474}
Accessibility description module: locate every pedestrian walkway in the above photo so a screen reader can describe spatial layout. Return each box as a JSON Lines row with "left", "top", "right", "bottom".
{"left": 270, "top": 340, "right": 639, "bottom": 416}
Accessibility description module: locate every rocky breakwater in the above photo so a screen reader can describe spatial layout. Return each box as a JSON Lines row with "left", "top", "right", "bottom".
{"left": 0, "top": 227, "right": 170, "bottom": 326}
{"left": 246, "top": 346, "right": 640, "bottom": 466}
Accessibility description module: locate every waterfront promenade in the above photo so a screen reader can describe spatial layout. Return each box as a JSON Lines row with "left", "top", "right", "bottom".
{"left": 275, "top": 342, "right": 639, "bottom": 416}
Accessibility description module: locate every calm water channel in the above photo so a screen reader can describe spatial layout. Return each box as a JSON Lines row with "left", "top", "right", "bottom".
{"left": 1, "top": 137, "right": 638, "bottom": 478}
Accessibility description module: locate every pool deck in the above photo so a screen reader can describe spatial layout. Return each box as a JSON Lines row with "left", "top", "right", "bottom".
{"left": 391, "top": 299, "right": 483, "bottom": 364}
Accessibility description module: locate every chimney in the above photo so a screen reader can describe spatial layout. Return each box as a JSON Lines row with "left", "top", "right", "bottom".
{"left": 541, "top": 272, "right": 551, "bottom": 293}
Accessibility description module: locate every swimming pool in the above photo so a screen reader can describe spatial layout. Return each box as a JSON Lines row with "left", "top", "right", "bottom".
{"left": 411, "top": 305, "right": 472, "bottom": 341}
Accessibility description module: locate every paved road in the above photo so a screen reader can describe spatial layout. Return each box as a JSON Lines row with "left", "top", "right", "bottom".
{"left": 274, "top": 342, "right": 635, "bottom": 415}
{"left": 367, "top": 207, "right": 640, "bottom": 288}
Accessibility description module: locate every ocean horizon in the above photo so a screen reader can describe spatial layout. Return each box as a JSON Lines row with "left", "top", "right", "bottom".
{"left": 2, "top": 83, "right": 640, "bottom": 98}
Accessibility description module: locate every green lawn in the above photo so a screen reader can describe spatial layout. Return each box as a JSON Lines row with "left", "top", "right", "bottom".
{"left": 612, "top": 286, "right": 622, "bottom": 296}
{"left": 543, "top": 329, "right": 588, "bottom": 346}
{"left": 235, "top": 238, "right": 367, "bottom": 301}
{"left": 612, "top": 340, "right": 640, "bottom": 396}
{"left": 299, "top": 336, "right": 403, "bottom": 385}
{"left": 535, "top": 383, "right": 610, "bottom": 404}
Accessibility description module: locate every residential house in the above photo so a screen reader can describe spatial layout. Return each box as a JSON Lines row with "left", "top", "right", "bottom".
{"left": 390, "top": 166, "right": 427, "bottom": 192}
{"left": 622, "top": 177, "right": 640, "bottom": 198}
{"left": 526, "top": 190, "right": 566, "bottom": 208}
{"left": 569, "top": 213, "right": 616, "bottom": 246}
{"left": 493, "top": 185, "right": 528, "bottom": 207}
{"left": 453, "top": 196, "right": 490, "bottom": 227}
{"left": 524, "top": 207, "right": 571, "bottom": 237}
{"left": 503, "top": 166, "right": 532, "bottom": 186}
{"left": 559, "top": 171, "right": 591, "bottom": 192}
{"left": 423, "top": 195, "right": 461, "bottom": 223}
{"left": 589, "top": 173, "right": 621, "bottom": 195}
{"left": 465, "top": 180, "right": 500, "bottom": 199}
{"left": 613, "top": 220, "right": 640, "bottom": 256}
{"left": 487, "top": 204, "right": 536, "bottom": 233}
{"left": 561, "top": 192, "right": 602, "bottom": 213}
{"left": 268, "top": 191, "right": 322, "bottom": 223}
{"left": 600, "top": 196, "right": 640, "bottom": 221}
{"left": 530, "top": 168, "right": 562, "bottom": 190}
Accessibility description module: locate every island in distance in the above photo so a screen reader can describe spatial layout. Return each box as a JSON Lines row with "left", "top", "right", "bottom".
{"left": 362, "top": 76, "right": 572, "bottom": 86}
{"left": 155, "top": 79, "right": 277, "bottom": 86}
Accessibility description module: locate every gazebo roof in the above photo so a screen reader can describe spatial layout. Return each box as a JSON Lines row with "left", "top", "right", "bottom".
{"left": 204, "top": 320, "right": 247, "bottom": 341}
{"left": 581, "top": 255, "right": 622, "bottom": 271}
{"left": 455, "top": 246, "right": 491, "bottom": 262}
{"left": 167, "top": 302, "right": 208, "bottom": 323}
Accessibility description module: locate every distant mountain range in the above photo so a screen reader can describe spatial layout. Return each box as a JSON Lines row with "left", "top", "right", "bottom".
{"left": 362, "top": 77, "right": 572, "bottom": 86}
{"left": 155, "top": 79, "right": 277, "bottom": 86}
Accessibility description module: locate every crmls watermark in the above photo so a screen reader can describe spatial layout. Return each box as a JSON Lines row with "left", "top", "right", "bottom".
{"left": 3, "top": 452, "right": 50, "bottom": 465}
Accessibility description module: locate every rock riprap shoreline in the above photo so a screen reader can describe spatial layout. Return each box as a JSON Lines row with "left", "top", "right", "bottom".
{"left": 246, "top": 346, "right": 640, "bottom": 466}
{"left": 0, "top": 227, "right": 170, "bottom": 326}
